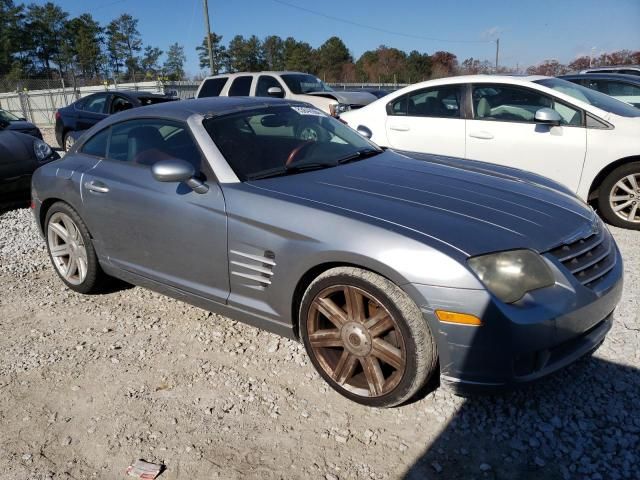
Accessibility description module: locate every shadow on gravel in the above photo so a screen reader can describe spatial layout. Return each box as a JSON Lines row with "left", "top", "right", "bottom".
{"left": 0, "top": 195, "right": 30, "bottom": 216}
{"left": 403, "top": 355, "right": 639, "bottom": 479}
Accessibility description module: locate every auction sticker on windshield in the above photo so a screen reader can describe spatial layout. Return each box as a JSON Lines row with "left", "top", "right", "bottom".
{"left": 292, "top": 106, "right": 325, "bottom": 116}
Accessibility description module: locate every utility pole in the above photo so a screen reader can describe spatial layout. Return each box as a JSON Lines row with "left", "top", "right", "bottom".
{"left": 202, "top": 0, "right": 215, "bottom": 75}
{"left": 495, "top": 38, "right": 500, "bottom": 73}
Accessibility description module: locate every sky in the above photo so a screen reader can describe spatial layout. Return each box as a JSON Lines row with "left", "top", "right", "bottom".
{"left": 31, "top": 0, "right": 640, "bottom": 77}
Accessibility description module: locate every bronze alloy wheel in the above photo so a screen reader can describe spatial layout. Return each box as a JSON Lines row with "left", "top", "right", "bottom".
{"left": 306, "top": 284, "right": 407, "bottom": 397}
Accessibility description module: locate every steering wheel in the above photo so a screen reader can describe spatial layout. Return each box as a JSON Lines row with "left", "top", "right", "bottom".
{"left": 285, "top": 141, "right": 315, "bottom": 167}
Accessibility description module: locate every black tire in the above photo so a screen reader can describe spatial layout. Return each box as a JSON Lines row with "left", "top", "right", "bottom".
{"left": 44, "top": 201, "right": 104, "bottom": 293}
{"left": 299, "top": 267, "right": 438, "bottom": 408}
{"left": 63, "top": 131, "right": 74, "bottom": 151}
{"left": 597, "top": 161, "right": 640, "bottom": 230}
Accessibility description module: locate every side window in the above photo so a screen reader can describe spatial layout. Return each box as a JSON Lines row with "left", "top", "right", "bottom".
{"left": 604, "top": 81, "right": 640, "bottom": 97}
{"left": 110, "top": 96, "right": 134, "bottom": 114}
{"left": 228, "top": 76, "right": 253, "bottom": 96}
{"left": 107, "top": 119, "right": 204, "bottom": 171}
{"left": 472, "top": 85, "right": 581, "bottom": 126}
{"left": 256, "top": 76, "right": 284, "bottom": 97}
{"left": 81, "top": 94, "right": 108, "bottom": 114}
{"left": 81, "top": 128, "right": 110, "bottom": 157}
{"left": 198, "top": 77, "right": 227, "bottom": 97}
{"left": 388, "top": 86, "right": 461, "bottom": 118}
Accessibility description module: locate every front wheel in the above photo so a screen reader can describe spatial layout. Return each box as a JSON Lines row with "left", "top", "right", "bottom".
{"left": 598, "top": 162, "right": 640, "bottom": 230}
{"left": 299, "top": 267, "right": 438, "bottom": 408}
{"left": 45, "top": 202, "right": 104, "bottom": 293}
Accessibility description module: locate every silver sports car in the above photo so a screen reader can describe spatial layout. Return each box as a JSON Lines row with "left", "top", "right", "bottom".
{"left": 31, "top": 97, "right": 623, "bottom": 407}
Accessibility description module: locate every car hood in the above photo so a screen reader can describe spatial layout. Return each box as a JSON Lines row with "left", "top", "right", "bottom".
{"left": 248, "top": 151, "right": 597, "bottom": 258}
{"left": 304, "top": 90, "right": 377, "bottom": 106}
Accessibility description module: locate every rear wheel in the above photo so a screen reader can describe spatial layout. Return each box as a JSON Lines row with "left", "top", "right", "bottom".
{"left": 45, "top": 202, "right": 103, "bottom": 293}
{"left": 598, "top": 162, "right": 640, "bottom": 230}
{"left": 299, "top": 267, "right": 437, "bottom": 407}
{"left": 63, "top": 132, "right": 74, "bottom": 151}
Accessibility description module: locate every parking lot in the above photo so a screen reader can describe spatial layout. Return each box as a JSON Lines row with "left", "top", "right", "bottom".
{"left": 0, "top": 186, "right": 638, "bottom": 479}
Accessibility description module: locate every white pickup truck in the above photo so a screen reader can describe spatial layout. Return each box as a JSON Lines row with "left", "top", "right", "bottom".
{"left": 195, "top": 71, "right": 376, "bottom": 117}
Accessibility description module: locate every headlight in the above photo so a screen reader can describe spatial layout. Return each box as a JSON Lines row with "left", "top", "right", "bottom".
{"left": 329, "top": 103, "right": 351, "bottom": 116}
{"left": 468, "top": 249, "right": 554, "bottom": 303}
{"left": 33, "top": 139, "right": 52, "bottom": 161}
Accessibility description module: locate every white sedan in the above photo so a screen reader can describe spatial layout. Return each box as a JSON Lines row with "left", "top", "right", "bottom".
{"left": 341, "top": 75, "right": 640, "bottom": 229}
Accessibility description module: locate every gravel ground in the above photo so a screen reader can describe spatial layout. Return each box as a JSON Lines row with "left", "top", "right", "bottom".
{"left": 0, "top": 205, "right": 638, "bottom": 480}
{"left": 41, "top": 128, "right": 57, "bottom": 150}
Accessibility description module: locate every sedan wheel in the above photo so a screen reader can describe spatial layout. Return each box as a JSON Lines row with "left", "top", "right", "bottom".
{"left": 608, "top": 174, "right": 640, "bottom": 224}
{"left": 300, "top": 267, "right": 437, "bottom": 407}
{"left": 45, "top": 202, "right": 103, "bottom": 293}
{"left": 63, "top": 133, "right": 74, "bottom": 151}
{"left": 598, "top": 162, "right": 640, "bottom": 230}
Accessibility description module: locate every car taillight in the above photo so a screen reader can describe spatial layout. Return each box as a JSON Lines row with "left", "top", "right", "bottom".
{"left": 55, "top": 111, "right": 61, "bottom": 120}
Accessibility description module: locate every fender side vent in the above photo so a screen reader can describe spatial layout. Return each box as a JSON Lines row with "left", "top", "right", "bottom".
{"left": 230, "top": 250, "right": 276, "bottom": 287}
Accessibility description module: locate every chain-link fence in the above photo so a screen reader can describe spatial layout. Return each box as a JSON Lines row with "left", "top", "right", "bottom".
{"left": 0, "top": 80, "right": 165, "bottom": 127}
{"left": 0, "top": 77, "right": 408, "bottom": 128}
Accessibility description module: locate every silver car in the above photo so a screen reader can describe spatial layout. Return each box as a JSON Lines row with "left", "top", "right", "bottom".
{"left": 31, "top": 98, "right": 623, "bottom": 407}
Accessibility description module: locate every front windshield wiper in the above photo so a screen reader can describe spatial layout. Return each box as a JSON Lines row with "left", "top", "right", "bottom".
{"left": 247, "top": 162, "right": 335, "bottom": 180}
{"left": 336, "top": 148, "right": 383, "bottom": 165}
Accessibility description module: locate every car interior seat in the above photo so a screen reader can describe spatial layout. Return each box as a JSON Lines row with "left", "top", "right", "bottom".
{"left": 476, "top": 97, "right": 491, "bottom": 118}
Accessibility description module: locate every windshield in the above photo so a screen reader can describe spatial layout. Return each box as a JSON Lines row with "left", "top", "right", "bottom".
{"left": 204, "top": 104, "right": 380, "bottom": 181}
{"left": 281, "top": 74, "right": 334, "bottom": 94}
{"left": 535, "top": 78, "right": 640, "bottom": 118}
{"left": 0, "top": 109, "right": 20, "bottom": 122}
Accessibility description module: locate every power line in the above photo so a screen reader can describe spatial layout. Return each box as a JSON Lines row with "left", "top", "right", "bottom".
{"left": 271, "top": 0, "right": 492, "bottom": 44}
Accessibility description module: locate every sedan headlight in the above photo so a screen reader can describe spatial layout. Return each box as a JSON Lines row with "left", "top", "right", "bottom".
{"left": 33, "top": 139, "right": 52, "bottom": 161}
{"left": 329, "top": 103, "right": 351, "bottom": 116}
{"left": 468, "top": 249, "right": 554, "bottom": 303}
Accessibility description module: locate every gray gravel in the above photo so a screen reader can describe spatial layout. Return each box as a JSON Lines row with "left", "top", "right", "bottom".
{"left": 0, "top": 206, "right": 638, "bottom": 480}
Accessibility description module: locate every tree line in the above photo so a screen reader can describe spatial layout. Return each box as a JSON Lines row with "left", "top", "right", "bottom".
{"left": 1, "top": 0, "right": 639, "bottom": 87}
{"left": 0, "top": 0, "right": 186, "bottom": 84}
{"left": 197, "top": 33, "right": 640, "bottom": 82}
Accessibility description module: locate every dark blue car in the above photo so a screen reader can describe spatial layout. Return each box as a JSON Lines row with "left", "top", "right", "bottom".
{"left": 559, "top": 73, "right": 640, "bottom": 108}
{"left": 54, "top": 90, "right": 177, "bottom": 150}
{"left": 0, "top": 108, "right": 42, "bottom": 139}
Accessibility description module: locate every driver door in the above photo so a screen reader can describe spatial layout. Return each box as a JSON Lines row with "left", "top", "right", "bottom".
{"left": 80, "top": 118, "right": 229, "bottom": 302}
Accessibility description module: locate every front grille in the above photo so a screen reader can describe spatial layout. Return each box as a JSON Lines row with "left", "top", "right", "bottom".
{"left": 547, "top": 228, "right": 615, "bottom": 288}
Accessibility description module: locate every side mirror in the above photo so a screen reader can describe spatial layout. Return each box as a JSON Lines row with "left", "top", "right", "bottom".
{"left": 151, "top": 158, "right": 208, "bottom": 194}
{"left": 534, "top": 108, "right": 562, "bottom": 126}
{"left": 356, "top": 125, "right": 373, "bottom": 139}
{"left": 267, "top": 86, "right": 284, "bottom": 98}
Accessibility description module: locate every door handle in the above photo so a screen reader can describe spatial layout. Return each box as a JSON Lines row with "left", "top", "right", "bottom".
{"left": 85, "top": 180, "right": 109, "bottom": 193}
{"left": 469, "top": 131, "right": 494, "bottom": 140}
{"left": 389, "top": 124, "right": 410, "bottom": 132}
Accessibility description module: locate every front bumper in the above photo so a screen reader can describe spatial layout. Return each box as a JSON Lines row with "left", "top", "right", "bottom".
{"left": 406, "top": 242, "right": 624, "bottom": 395}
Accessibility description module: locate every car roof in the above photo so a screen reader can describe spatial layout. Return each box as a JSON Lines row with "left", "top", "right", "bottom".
{"left": 559, "top": 73, "right": 640, "bottom": 83}
{"left": 390, "top": 74, "right": 549, "bottom": 89}
{"left": 96, "top": 97, "right": 308, "bottom": 123}
{"left": 584, "top": 65, "right": 640, "bottom": 70}
{"left": 202, "top": 71, "right": 316, "bottom": 80}
{"left": 81, "top": 90, "right": 173, "bottom": 99}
